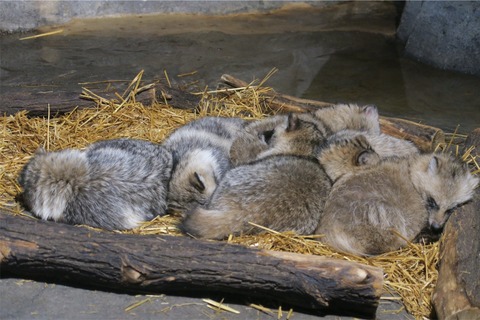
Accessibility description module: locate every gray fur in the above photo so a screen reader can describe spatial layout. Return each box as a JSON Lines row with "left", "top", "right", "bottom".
{"left": 18, "top": 138, "right": 173, "bottom": 230}
{"left": 229, "top": 115, "right": 285, "bottom": 166}
{"left": 254, "top": 112, "right": 329, "bottom": 160}
{"left": 162, "top": 116, "right": 246, "bottom": 212}
{"left": 318, "top": 131, "right": 381, "bottom": 182}
{"left": 313, "top": 103, "right": 381, "bottom": 135}
{"left": 329, "top": 129, "right": 418, "bottom": 160}
{"left": 316, "top": 153, "right": 479, "bottom": 256}
{"left": 368, "top": 134, "right": 418, "bottom": 158}
{"left": 229, "top": 103, "right": 381, "bottom": 166}
{"left": 230, "top": 113, "right": 329, "bottom": 166}
{"left": 181, "top": 155, "right": 331, "bottom": 239}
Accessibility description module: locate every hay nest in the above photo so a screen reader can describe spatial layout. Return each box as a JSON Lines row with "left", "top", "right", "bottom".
{"left": 1, "top": 71, "right": 478, "bottom": 319}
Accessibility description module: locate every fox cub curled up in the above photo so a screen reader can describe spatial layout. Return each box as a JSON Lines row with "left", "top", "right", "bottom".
{"left": 316, "top": 153, "right": 479, "bottom": 256}
{"left": 18, "top": 138, "right": 173, "bottom": 230}
{"left": 162, "top": 116, "right": 246, "bottom": 213}
{"left": 181, "top": 155, "right": 332, "bottom": 239}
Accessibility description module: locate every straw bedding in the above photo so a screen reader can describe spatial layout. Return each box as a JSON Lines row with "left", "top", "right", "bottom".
{"left": 1, "top": 73, "right": 478, "bottom": 319}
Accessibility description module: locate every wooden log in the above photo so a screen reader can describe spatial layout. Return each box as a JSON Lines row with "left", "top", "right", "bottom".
{"left": 122, "top": 83, "right": 200, "bottom": 111}
{"left": 0, "top": 212, "right": 384, "bottom": 318}
{"left": 0, "top": 83, "right": 200, "bottom": 117}
{"left": 432, "top": 128, "right": 480, "bottom": 320}
{"left": 220, "top": 74, "right": 445, "bottom": 152}
{"left": 379, "top": 117, "right": 445, "bottom": 153}
{"left": 463, "top": 128, "right": 480, "bottom": 157}
{"left": 0, "top": 89, "right": 93, "bottom": 116}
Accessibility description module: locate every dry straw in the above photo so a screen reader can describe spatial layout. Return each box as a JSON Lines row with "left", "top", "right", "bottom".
{"left": 1, "top": 71, "right": 478, "bottom": 319}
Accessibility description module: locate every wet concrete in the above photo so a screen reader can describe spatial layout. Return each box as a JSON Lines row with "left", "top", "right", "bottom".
{"left": 2, "top": 2, "right": 478, "bottom": 132}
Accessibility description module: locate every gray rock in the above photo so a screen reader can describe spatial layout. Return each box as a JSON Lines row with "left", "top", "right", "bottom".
{"left": 397, "top": 1, "right": 480, "bottom": 76}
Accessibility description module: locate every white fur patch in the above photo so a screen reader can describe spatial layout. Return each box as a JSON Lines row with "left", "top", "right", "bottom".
{"left": 35, "top": 189, "right": 69, "bottom": 221}
{"left": 367, "top": 134, "right": 418, "bottom": 158}
{"left": 122, "top": 207, "right": 146, "bottom": 229}
{"left": 331, "top": 231, "right": 361, "bottom": 255}
{"left": 456, "top": 174, "right": 479, "bottom": 204}
{"left": 187, "top": 149, "right": 220, "bottom": 177}
{"left": 34, "top": 150, "right": 88, "bottom": 221}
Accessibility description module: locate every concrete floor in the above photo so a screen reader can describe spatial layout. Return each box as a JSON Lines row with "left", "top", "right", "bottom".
{"left": 0, "top": 277, "right": 412, "bottom": 320}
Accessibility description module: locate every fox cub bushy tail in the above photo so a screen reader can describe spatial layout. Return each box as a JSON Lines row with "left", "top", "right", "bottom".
{"left": 18, "top": 138, "right": 173, "bottom": 230}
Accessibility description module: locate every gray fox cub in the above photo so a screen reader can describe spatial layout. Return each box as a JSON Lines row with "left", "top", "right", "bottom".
{"left": 162, "top": 116, "right": 246, "bottom": 212}
{"left": 229, "top": 103, "right": 380, "bottom": 166}
{"left": 316, "top": 153, "right": 479, "bottom": 255}
{"left": 181, "top": 155, "right": 332, "bottom": 239}
{"left": 18, "top": 138, "right": 173, "bottom": 230}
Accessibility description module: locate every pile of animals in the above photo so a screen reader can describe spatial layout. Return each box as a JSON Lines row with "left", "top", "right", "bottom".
{"left": 18, "top": 103, "right": 479, "bottom": 256}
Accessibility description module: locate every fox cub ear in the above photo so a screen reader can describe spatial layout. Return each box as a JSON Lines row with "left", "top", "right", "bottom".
{"left": 356, "top": 150, "right": 378, "bottom": 166}
{"left": 427, "top": 156, "right": 439, "bottom": 174}
{"left": 191, "top": 172, "right": 206, "bottom": 192}
{"left": 35, "top": 147, "right": 47, "bottom": 155}
{"left": 259, "top": 129, "right": 275, "bottom": 145}
{"left": 362, "top": 105, "right": 379, "bottom": 120}
{"left": 286, "top": 113, "right": 301, "bottom": 132}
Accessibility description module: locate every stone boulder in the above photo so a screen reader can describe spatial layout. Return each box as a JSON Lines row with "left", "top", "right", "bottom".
{"left": 397, "top": 1, "right": 480, "bottom": 76}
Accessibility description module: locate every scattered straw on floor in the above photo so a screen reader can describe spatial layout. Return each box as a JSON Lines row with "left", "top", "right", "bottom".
{"left": 1, "top": 72, "right": 478, "bottom": 319}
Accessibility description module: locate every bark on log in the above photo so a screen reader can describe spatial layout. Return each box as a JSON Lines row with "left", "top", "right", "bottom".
{"left": 0, "top": 212, "right": 384, "bottom": 318}
{"left": 220, "top": 74, "right": 445, "bottom": 152}
{"left": 0, "top": 89, "right": 93, "bottom": 116}
{"left": 0, "top": 83, "right": 200, "bottom": 117}
{"left": 379, "top": 117, "right": 445, "bottom": 153}
{"left": 432, "top": 128, "right": 480, "bottom": 320}
{"left": 463, "top": 128, "right": 480, "bottom": 158}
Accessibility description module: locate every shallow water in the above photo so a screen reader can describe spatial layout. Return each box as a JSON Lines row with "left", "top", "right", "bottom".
{"left": 1, "top": 2, "right": 478, "bottom": 133}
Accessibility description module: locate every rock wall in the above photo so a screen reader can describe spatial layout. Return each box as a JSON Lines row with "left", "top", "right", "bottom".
{"left": 397, "top": 1, "right": 480, "bottom": 76}
{"left": 0, "top": 1, "right": 333, "bottom": 33}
